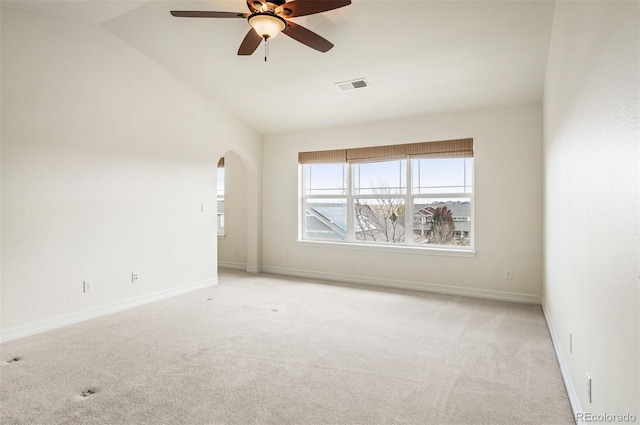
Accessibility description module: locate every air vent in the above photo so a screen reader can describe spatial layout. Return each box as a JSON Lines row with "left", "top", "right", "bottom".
{"left": 335, "top": 78, "right": 370, "bottom": 92}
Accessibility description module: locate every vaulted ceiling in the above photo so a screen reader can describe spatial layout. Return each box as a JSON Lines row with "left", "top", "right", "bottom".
{"left": 2, "top": 0, "right": 556, "bottom": 135}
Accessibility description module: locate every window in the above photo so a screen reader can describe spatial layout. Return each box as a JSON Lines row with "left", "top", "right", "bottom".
{"left": 299, "top": 139, "right": 473, "bottom": 249}
{"left": 217, "top": 158, "right": 225, "bottom": 236}
{"left": 353, "top": 160, "right": 406, "bottom": 243}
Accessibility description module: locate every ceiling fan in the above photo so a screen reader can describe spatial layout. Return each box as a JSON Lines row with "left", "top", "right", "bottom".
{"left": 170, "top": 0, "right": 351, "bottom": 57}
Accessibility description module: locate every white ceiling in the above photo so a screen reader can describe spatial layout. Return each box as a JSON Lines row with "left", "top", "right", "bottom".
{"left": 3, "top": 0, "right": 556, "bottom": 135}
{"left": 2, "top": 0, "right": 152, "bottom": 25}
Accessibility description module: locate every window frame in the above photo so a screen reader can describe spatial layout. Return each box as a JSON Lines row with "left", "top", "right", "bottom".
{"left": 217, "top": 159, "right": 225, "bottom": 237}
{"left": 300, "top": 157, "right": 474, "bottom": 254}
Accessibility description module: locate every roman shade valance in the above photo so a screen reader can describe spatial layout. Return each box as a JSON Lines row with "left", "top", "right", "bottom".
{"left": 297, "top": 149, "right": 347, "bottom": 164}
{"left": 298, "top": 138, "right": 473, "bottom": 164}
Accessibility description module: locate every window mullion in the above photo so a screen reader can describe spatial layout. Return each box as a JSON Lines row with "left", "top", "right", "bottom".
{"left": 299, "top": 164, "right": 306, "bottom": 240}
{"left": 405, "top": 158, "right": 413, "bottom": 245}
{"left": 346, "top": 163, "right": 355, "bottom": 241}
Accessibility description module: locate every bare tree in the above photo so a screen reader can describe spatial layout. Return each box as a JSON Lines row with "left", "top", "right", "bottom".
{"left": 354, "top": 185, "right": 405, "bottom": 243}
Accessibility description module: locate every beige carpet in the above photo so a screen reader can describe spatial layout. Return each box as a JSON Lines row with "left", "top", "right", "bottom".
{"left": 0, "top": 269, "right": 574, "bottom": 425}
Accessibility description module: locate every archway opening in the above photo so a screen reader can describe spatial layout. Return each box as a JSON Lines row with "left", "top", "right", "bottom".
{"left": 216, "top": 151, "right": 249, "bottom": 271}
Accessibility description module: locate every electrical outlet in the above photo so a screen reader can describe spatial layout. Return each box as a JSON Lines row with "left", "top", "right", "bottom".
{"left": 200, "top": 203, "right": 207, "bottom": 213}
{"left": 83, "top": 280, "right": 93, "bottom": 293}
{"left": 504, "top": 269, "right": 513, "bottom": 279}
{"left": 586, "top": 373, "right": 592, "bottom": 403}
{"left": 131, "top": 272, "right": 139, "bottom": 283}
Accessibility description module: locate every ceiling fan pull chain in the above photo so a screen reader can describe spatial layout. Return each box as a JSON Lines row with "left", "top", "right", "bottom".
{"left": 264, "top": 37, "right": 269, "bottom": 62}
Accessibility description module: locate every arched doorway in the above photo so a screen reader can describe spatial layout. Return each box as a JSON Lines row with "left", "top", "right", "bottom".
{"left": 215, "top": 149, "right": 261, "bottom": 273}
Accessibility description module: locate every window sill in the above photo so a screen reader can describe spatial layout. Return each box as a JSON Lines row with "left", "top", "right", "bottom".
{"left": 297, "top": 240, "right": 476, "bottom": 257}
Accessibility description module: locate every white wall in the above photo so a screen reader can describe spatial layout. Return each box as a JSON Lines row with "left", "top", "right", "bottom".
{"left": 0, "top": 7, "right": 261, "bottom": 335}
{"left": 218, "top": 151, "right": 248, "bottom": 268}
{"left": 543, "top": 1, "right": 639, "bottom": 420}
{"left": 263, "top": 104, "right": 543, "bottom": 300}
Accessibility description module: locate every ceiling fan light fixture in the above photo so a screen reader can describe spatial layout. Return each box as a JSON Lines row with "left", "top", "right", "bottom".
{"left": 248, "top": 13, "right": 286, "bottom": 39}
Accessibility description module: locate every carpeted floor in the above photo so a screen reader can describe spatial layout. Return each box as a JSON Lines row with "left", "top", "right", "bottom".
{"left": 0, "top": 269, "right": 574, "bottom": 425}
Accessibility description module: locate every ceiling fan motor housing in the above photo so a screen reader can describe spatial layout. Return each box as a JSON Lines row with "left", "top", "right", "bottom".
{"left": 256, "top": 1, "right": 287, "bottom": 9}
{"left": 253, "top": 1, "right": 292, "bottom": 16}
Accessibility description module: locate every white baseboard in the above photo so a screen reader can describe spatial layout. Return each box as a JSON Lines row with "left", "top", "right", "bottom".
{"left": 261, "top": 265, "right": 541, "bottom": 304}
{"left": 246, "top": 265, "right": 263, "bottom": 274}
{"left": 542, "top": 298, "right": 582, "bottom": 425}
{"left": 218, "top": 261, "right": 247, "bottom": 270}
{"left": 0, "top": 278, "right": 218, "bottom": 344}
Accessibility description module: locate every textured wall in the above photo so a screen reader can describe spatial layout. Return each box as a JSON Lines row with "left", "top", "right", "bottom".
{"left": 543, "top": 1, "right": 639, "bottom": 418}
{"left": 0, "top": 7, "right": 261, "bottom": 331}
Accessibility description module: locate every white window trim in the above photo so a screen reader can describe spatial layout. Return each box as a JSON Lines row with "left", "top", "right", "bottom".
{"left": 300, "top": 159, "right": 474, "bottom": 253}
{"left": 217, "top": 166, "right": 225, "bottom": 237}
{"left": 297, "top": 240, "right": 476, "bottom": 257}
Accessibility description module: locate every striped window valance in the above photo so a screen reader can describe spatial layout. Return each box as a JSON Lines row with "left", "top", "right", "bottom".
{"left": 298, "top": 138, "right": 473, "bottom": 164}
{"left": 297, "top": 149, "right": 346, "bottom": 164}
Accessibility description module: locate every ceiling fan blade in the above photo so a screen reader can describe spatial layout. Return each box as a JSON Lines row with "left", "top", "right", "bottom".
{"left": 276, "top": 0, "right": 351, "bottom": 18}
{"left": 238, "top": 28, "right": 264, "bottom": 55}
{"left": 170, "top": 11, "right": 248, "bottom": 18}
{"left": 282, "top": 21, "right": 333, "bottom": 53}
